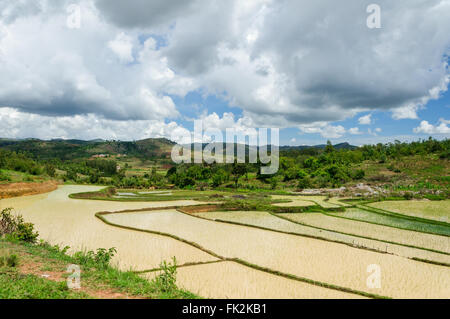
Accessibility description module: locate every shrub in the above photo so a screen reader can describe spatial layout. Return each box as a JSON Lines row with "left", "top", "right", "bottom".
{"left": 0, "top": 208, "right": 17, "bottom": 235}
{"left": 45, "top": 164, "right": 56, "bottom": 177}
{"left": 152, "top": 257, "right": 178, "bottom": 293}
{"left": 0, "top": 172, "right": 11, "bottom": 181}
{"left": 73, "top": 247, "right": 117, "bottom": 269}
{"left": 0, "top": 250, "right": 19, "bottom": 268}
{"left": 15, "top": 222, "right": 39, "bottom": 243}
{"left": 0, "top": 208, "right": 39, "bottom": 243}
{"left": 403, "top": 192, "right": 414, "bottom": 200}
{"left": 353, "top": 169, "right": 365, "bottom": 180}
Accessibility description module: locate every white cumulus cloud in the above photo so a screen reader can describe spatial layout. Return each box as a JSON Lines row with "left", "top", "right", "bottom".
{"left": 413, "top": 119, "right": 450, "bottom": 134}
{"left": 358, "top": 114, "right": 372, "bottom": 125}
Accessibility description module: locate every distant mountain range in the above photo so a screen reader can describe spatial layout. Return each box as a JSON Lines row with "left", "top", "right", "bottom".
{"left": 0, "top": 138, "right": 357, "bottom": 161}
{"left": 280, "top": 142, "right": 357, "bottom": 151}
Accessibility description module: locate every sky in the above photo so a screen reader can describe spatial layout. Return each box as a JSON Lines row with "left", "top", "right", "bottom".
{"left": 0, "top": 0, "right": 449, "bottom": 146}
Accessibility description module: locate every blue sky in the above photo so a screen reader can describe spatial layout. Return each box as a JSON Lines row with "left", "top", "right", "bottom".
{"left": 168, "top": 88, "right": 450, "bottom": 146}
{"left": 0, "top": 1, "right": 449, "bottom": 145}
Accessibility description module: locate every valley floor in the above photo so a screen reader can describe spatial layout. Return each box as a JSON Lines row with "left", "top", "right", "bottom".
{"left": 1, "top": 185, "right": 449, "bottom": 299}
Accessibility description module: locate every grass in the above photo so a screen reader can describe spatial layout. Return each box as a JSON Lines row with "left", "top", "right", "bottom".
{"left": 271, "top": 195, "right": 316, "bottom": 207}
{"left": 101, "top": 208, "right": 449, "bottom": 298}
{"left": 327, "top": 208, "right": 450, "bottom": 236}
{"left": 71, "top": 187, "right": 232, "bottom": 202}
{"left": 367, "top": 200, "right": 450, "bottom": 223}
{"left": 0, "top": 271, "right": 90, "bottom": 299}
{"left": 193, "top": 210, "right": 450, "bottom": 265}
{"left": 141, "top": 261, "right": 368, "bottom": 299}
{"left": 0, "top": 169, "right": 49, "bottom": 184}
{"left": 5, "top": 183, "right": 449, "bottom": 299}
{"left": 280, "top": 213, "right": 450, "bottom": 254}
{"left": 0, "top": 238, "right": 199, "bottom": 299}
{"left": 1, "top": 185, "right": 217, "bottom": 272}
{"left": 353, "top": 155, "right": 449, "bottom": 190}
{"left": 101, "top": 210, "right": 386, "bottom": 299}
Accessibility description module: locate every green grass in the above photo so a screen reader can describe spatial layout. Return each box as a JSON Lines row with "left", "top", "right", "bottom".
{"left": 0, "top": 271, "right": 90, "bottom": 299}
{"left": 328, "top": 208, "right": 450, "bottom": 236}
{"left": 0, "top": 169, "right": 49, "bottom": 184}
{"left": 366, "top": 200, "right": 450, "bottom": 224}
{"left": 0, "top": 238, "right": 200, "bottom": 299}
{"left": 97, "top": 210, "right": 388, "bottom": 299}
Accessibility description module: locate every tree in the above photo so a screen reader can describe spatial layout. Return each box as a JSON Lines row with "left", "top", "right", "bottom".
{"left": 45, "top": 164, "right": 56, "bottom": 177}
{"left": 325, "top": 140, "right": 335, "bottom": 154}
{"left": 232, "top": 163, "right": 247, "bottom": 188}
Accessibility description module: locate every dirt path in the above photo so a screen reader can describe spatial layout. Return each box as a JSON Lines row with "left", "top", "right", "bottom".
{"left": 0, "top": 181, "right": 59, "bottom": 199}
{"left": 14, "top": 246, "right": 141, "bottom": 299}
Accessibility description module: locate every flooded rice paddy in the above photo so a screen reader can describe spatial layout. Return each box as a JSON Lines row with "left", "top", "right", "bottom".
{"left": 280, "top": 213, "right": 450, "bottom": 254}
{"left": 142, "top": 261, "right": 363, "bottom": 299}
{"left": 271, "top": 195, "right": 346, "bottom": 208}
{"left": 0, "top": 186, "right": 216, "bottom": 271}
{"left": 105, "top": 209, "right": 450, "bottom": 298}
{"left": 194, "top": 211, "right": 450, "bottom": 265}
{"left": 367, "top": 200, "right": 450, "bottom": 223}
{"left": 2, "top": 186, "right": 449, "bottom": 298}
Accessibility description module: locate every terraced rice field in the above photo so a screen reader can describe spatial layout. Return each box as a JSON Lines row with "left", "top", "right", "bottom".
{"left": 272, "top": 195, "right": 345, "bottom": 208}
{"left": 280, "top": 213, "right": 450, "bottom": 254}
{"left": 3, "top": 186, "right": 449, "bottom": 298}
{"left": 194, "top": 210, "right": 450, "bottom": 264}
{"left": 328, "top": 208, "right": 450, "bottom": 236}
{"left": 327, "top": 197, "right": 353, "bottom": 207}
{"left": 367, "top": 200, "right": 450, "bottom": 223}
{"left": 298, "top": 196, "right": 343, "bottom": 208}
{"left": 142, "top": 261, "right": 363, "bottom": 299}
{"left": 104, "top": 209, "right": 450, "bottom": 298}
{"left": 271, "top": 195, "right": 316, "bottom": 207}
{"left": 0, "top": 186, "right": 216, "bottom": 271}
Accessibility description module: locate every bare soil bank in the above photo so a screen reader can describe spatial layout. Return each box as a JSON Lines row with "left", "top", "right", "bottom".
{"left": 0, "top": 181, "right": 58, "bottom": 199}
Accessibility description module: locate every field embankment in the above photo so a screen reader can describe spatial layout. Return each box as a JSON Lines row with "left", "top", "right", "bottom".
{"left": 0, "top": 239, "right": 197, "bottom": 299}
{"left": 0, "top": 181, "right": 58, "bottom": 199}
{"left": 103, "top": 209, "right": 450, "bottom": 298}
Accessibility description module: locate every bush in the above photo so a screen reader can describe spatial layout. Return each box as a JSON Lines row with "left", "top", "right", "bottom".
{"left": 73, "top": 247, "right": 117, "bottom": 269}
{"left": 0, "top": 172, "right": 11, "bottom": 182}
{"left": 0, "top": 250, "right": 19, "bottom": 268}
{"left": 0, "top": 208, "right": 39, "bottom": 243}
{"left": 15, "top": 223, "right": 39, "bottom": 243}
{"left": 403, "top": 192, "right": 414, "bottom": 200}
{"left": 152, "top": 257, "right": 177, "bottom": 293}
{"left": 353, "top": 169, "right": 365, "bottom": 180}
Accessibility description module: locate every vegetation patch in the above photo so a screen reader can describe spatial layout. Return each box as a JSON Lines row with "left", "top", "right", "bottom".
{"left": 367, "top": 200, "right": 450, "bottom": 224}
{"left": 0, "top": 237, "right": 198, "bottom": 299}
{"left": 327, "top": 208, "right": 450, "bottom": 236}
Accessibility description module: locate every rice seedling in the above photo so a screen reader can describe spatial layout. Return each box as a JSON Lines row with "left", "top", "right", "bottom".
{"left": 367, "top": 200, "right": 450, "bottom": 223}
{"left": 298, "top": 196, "right": 342, "bottom": 208}
{"left": 271, "top": 195, "right": 345, "bottom": 208}
{"left": 141, "top": 261, "right": 365, "bottom": 299}
{"left": 327, "top": 197, "right": 353, "bottom": 207}
{"left": 194, "top": 210, "right": 450, "bottom": 265}
{"left": 328, "top": 208, "right": 450, "bottom": 236}
{"left": 105, "top": 209, "right": 450, "bottom": 298}
{"left": 280, "top": 213, "right": 450, "bottom": 254}
{"left": 271, "top": 195, "right": 316, "bottom": 207}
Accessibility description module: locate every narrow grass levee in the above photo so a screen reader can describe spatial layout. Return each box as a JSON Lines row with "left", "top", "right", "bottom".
{"left": 95, "top": 210, "right": 224, "bottom": 260}
{"left": 322, "top": 208, "right": 450, "bottom": 237}
{"left": 95, "top": 207, "right": 387, "bottom": 299}
{"left": 359, "top": 203, "right": 450, "bottom": 227}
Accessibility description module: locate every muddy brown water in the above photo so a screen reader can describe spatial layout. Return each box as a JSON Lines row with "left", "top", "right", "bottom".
{"left": 0, "top": 185, "right": 217, "bottom": 271}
